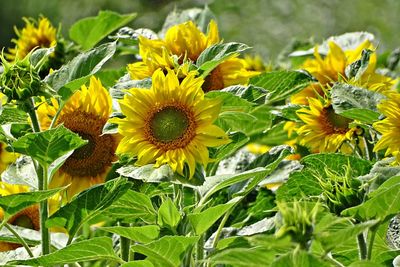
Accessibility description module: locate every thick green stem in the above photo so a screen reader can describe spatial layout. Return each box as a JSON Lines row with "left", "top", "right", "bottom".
{"left": 195, "top": 192, "right": 204, "bottom": 266}
{"left": 357, "top": 233, "right": 367, "bottom": 260}
{"left": 119, "top": 222, "right": 131, "bottom": 262}
{"left": 27, "top": 98, "right": 50, "bottom": 255}
{"left": 5, "top": 223, "right": 34, "bottom": 257}
{"left": 367, "top": 226, "right": 378, "bottom": 260}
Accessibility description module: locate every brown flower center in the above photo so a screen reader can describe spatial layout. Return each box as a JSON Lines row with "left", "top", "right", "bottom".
{"left": 58, "top": 110, "right": 116, "bottom": 177}
{"left": 8, "top": 205, "right": 40, "bottom": 231}
{"left": 322, "top": 106, "right": 352, "bottom": 134}
{"left": 202, "top": 66, "right": 224, "bottom": 92}
{"left": 144, "top": 103, "right": 196, "bottom": 151}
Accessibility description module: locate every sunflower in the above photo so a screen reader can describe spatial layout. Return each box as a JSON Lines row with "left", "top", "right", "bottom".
{"left": 128, "top": 20, "right": 258, "bottom": 91}
{"left": 373, "top": 92, "right": 400, "bottom": 163}
{"left": 291, "top": 40, "right": 395, "bottom": 104}
{"left": 7, "top": 16, "right": 57, "bottom": 61}
{"left": 296, "top": 97, "right": 356, "bottom": 153}
{"left": 37, "top": 77, "right": 119, "bottom": 198}
{"left": 243, "top": 54, "right": 268, "bottom": 72}
{"left": 0, "top": 182, "right": 61, "bottom": 251}
{"left": 113, "top": 69, "right": 230, "bottom": 178}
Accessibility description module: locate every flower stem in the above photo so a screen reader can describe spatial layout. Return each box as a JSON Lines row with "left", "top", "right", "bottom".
{"left": 5, "top": 223, "right": 34, "bottom": 257}
{"left": 26, "top": 98, "right": 50, "bottom": 255}
{"left": 367, "top": 225, "right": 378, "bottom": 260}
{"left": 119, "top": 222, "right": 131, "bottom": 262}
{"left": 357, "top": 233, "right": 367, "bottom": 260}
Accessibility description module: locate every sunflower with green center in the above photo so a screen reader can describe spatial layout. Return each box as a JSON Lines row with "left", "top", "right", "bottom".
{"left": 373, "top": 92, "right": 400, "bottom": 163}
{"left": 0, "top": 182, "right": 61, "bottom": 251}
{"left": 37, "top": 77, "right": 119, "bottom": 198}
{"left": 7, "top": 16, "right": 57, "bottom": 61}
{"left": 113, "top": 69, "right": 230, "bottom": 178}
{"left": 128, "top": 20, "right": 258, "bottom": 92}
{"left": 296, "top": 97, "right": 356, "bottom": 153}
{"left": 291, "top": 40, "right": 395, "bottom": 105}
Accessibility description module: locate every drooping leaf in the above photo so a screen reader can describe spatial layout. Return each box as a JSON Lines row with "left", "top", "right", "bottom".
{"left": 197, "top": 42, "right": 250, "bottom": 77}
{"left": 331, "top": 83, "right": 386, "bottom": 123}
{"left": 250, "top": 71, "right": 314, "bottom": 104}
{"left": 131, "top": 236, "right": 198, "bottom": 267}
{"left": 11, "top": 125, "right": 86, "bottom": 168}
{"left": 0, "top": 187, "right": 63, "bottom": 223}
{"left": 101, "top": 225, "right": 160, "bottom": 243}
{"left": 157, "top": 198, "right": 181, "bottom": 229}
{"left": 8, "top": 237, "right": 121, "bottom": 266}
{"left": 44, "top": 42, "right": 116, "bottom": 100}
{"left": 104, "top": 190, "right": 157, "bottom": 224}
{"left": 46, "top": 178, "right": 132, "bottom": 237}
{"left": 189, "top": 197, "right": 241, "bottom": 235}
{"left": 69, "top": 10, "right": 136, "bottom": 50}
{"left": 29, "top": 47, "right": 55, "bottom": 69}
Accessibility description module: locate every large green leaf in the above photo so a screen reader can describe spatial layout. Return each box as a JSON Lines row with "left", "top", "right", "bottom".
{"left": 271, "top": 250, "right": 331, "bottom": 267}
{"left": 331, "top": 83, "right": 385, "bottom": 123}
{"left": 69, "top": 10, "right": 136, "bottom": 50}
{"left": 44, "top": 42, "right": 116, "bottom": 100}
{"left": 104, "top": 190, "right": 157, "bottom": 224}
{"left": 222, "top": 85, "right": 269, "bottom": 104}
{"left": 197, "top": 42, "right": 250, "bottom": 77}
{"left": 208, "top": 247, "right": 277, "bottom": 267}
{"left": 0, "top": 187, "right": 63, "bottom": 224}
{"left": 189, "top": 197, "right": 241, "bottom": 235}
{"left": 276, "top": 153, "right": 372, "bottom": 201}
{"left": 46, "top": 178, "right": 132, "bottom": 237}
{"left": 205, "top": 91, "right": 254, "bottom": 112}
{"left": 157, "top": 198, "right": 181, "bottom": 229}
{"left": 11, "top": 125, "right": 86, "bottom": 168}
{"left": 101, "top": 225, "right": 160, "bottom": 243}
{"left": 342, "top": 175, "right": 400, "bottom": 221}
{"left": 8, "top": 237, "right": 121, "bottom": 266}
{"left": 250, "top": 71, "right": 314, "bottom": 104}
{"left": 121, "top": 261, "right": 154, "bottom": 267}
{"left": 132, "top": 236, "right": 198, "bottom": 267}
{"left": 0, "top": 107, "right": 28, "bottom": 125}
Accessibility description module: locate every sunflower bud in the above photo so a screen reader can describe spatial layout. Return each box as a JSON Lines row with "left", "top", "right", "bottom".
{"left": 0, "top": 52, "right": 43, "bottom": 102}
{"left": 317, "top": 165, "right": 364, "bottom": 215}
{"left": 275, "top": 200, "right": 320, "bottom": 249}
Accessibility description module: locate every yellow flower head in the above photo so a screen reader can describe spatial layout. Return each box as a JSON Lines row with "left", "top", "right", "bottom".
{"left": 296, "top": 97, "right": 355, "bottom": 153}
{"left": 37, "top": 77, "right": 119, "bottom": 199}
{"left": 373, "top": 92, "right": 400, "bottom": 163}
{"left": 113, "top": 69, "right": 231, "bottom": 178}
{"left": 243, "top": 54, "right": 268, "bottom": 72}
{"left": 128, "top": 20, "right": 259, "bottom": 91}
{"left": 0, "top": 182, "right": 61, "bottom": 251}
{"left": 0, "top": 142, "right": 18, "bottom": 174}
{"left": 7, "top": 16, "right": 57, "bottom": 61}
{"left": 293, "top": 40, "right": 395, "bottom": 103}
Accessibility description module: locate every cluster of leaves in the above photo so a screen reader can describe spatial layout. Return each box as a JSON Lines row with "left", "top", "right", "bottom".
{"left": 0, "top": 6, "right": 400, "bottom": 267}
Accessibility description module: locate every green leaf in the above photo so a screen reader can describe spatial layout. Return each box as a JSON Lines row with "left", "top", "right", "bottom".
{"left": 345, "top": 49, "right": 373, "bottom": 80}
{"left": 197, "top": 42, "right": 250, "bottom": 77}
{"left": 131, "top": 236, "right": 198, "bottom": 267}
{"left": 271, "top": 250, "right": 331, "bottom": 267}
{"left": 69, "top": 10, "right": 136, "bottom": 50}
{"left": 30, "top": 47, "right": 55, "bottom": 69}
{"left": 157, "top": 198, "right": 181, "bottom": 229}
{"left": 1, "top": 156, "right": 37, "bottom": 189}
{"left": 205, "top": 91, "right": 254, "bottom": 112}
{"left": 209, "top": 247, "right": 277, "bottom": 267}
{"left": 211, "top": 132, "right": 249, "bottom": 162}
{"left": 46, "top": 178, "right": 132, "bottom": 237}
{"left": 8, "top": 237, "right": 121, "bottom": 266}
{"left": 189, "top": 197, "right": 241, "bottom": 235}
{"left": 0, "top": 107, "right": 28, "bottom": 125}
{"left": 11, "top": 125, "right": 86, "bottom": 168}
{"left": 104, "top": 190, "right": 157, "bottom": 224}
{"left": 216, "top": 111, "right": 258, "bottom": 133}
{"left": 44, "top": 42, "right": 116, "bottom": 100}
{"left": 101, "top": 225, "right": 160, "bottom": 243}
{"left": 117, "top": 164, "right": 174, "bottom": 183}
{"left": 250, "top": 71, "right": 314, "bottom": 104}
{"left": 331, "top": 83, "right": 386, "bottom": 123}
{"left": 342, "top": 175, "right": 400, "bottom": 221}
{"left": 121, "top": 261, "right": 154, "bottom": 267}
{"left": 276, "top": 153, "right": 372, "bottom": 201}
{"left": 0, "top": 187, "right": 63, "bottom": 222}
{"left": 359, "top": 158, "right": 400, "bottom": 191}
{"left": 222, "top": 85, "right": 269, "bottom": 104}
{"left": 251, "top": 121, "right": 291, "bottom": 146}
{"left": 110, "top": 76, "right": 152, "bottom": 99}
{"left": 94, "top": 68, "right": 126, "bottom": 88}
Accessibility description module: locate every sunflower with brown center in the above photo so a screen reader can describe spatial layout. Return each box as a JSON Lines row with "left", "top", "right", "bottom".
{"left": 0, "top": 182, "right": 61, "bottom": 251}
{"left": 128, "top": 20, "right": 258, "bottom": 91}
{"left": 37, "top": 77, "right": 119, "bottom": 198}
{"left": 296, "top": 97, "right": 356, "bottom": 153}
{"left": 113, "top": 69, "right": 230, "bottom": 178}
{"left": 7, "top": 16, "right": 57, "bottom": 61}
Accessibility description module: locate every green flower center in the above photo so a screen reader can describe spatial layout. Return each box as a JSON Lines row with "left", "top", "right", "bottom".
{"left": 150, "top": 107, "right": 189, "bottom": 143}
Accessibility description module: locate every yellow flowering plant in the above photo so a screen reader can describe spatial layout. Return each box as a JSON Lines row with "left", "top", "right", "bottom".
{"left": 0, "top": 6, "right": 399, "bottom": 267}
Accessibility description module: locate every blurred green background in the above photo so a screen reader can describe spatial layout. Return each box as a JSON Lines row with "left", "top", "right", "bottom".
{"left": 1, "top": 0, "right": 399, "bottom": 60}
